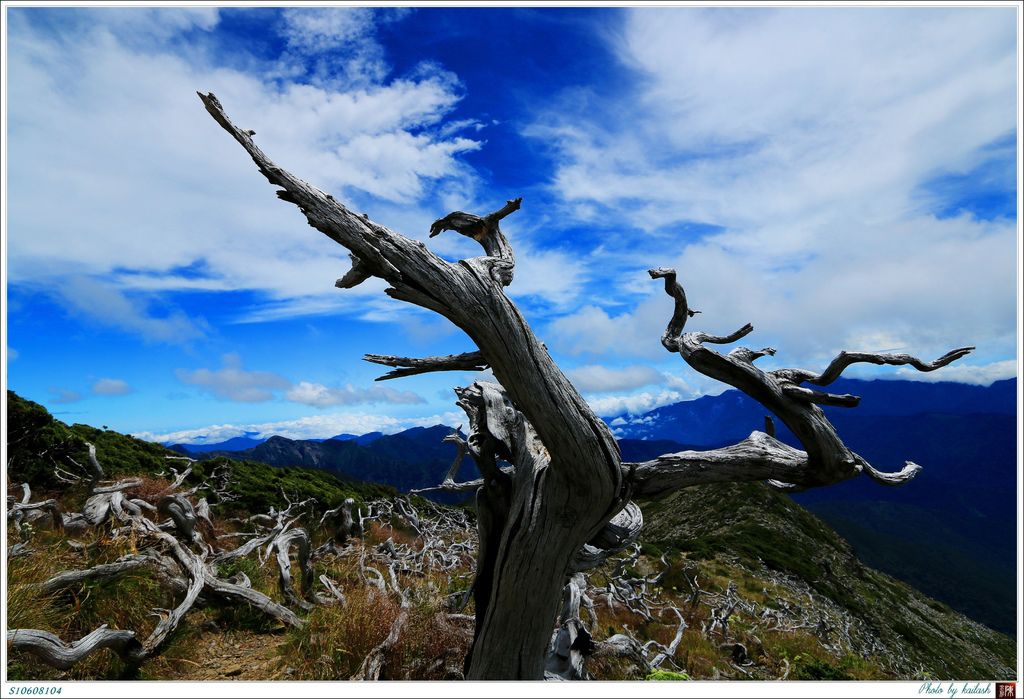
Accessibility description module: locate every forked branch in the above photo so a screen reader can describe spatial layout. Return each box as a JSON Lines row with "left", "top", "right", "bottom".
{"left": 640, "top": 267, "right": 973, "bottom": 492}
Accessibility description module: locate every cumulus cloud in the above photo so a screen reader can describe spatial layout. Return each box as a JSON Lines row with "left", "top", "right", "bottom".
{"left": 278, "top": 7, "right": 411, "bottom": 86}
{"left": 176, "top": 353, "right": 426, "bottom": 406}
{"left": 6, "top": 8, "right": 482, "bottom": 329}
{"left": 584, "top": 390, "right": 685, "bottom": 418}
{"left": 176, "top": 353, "right": 291, "bottom": 402}
{"left": 135, "top": 409, "right": 464, "bottom": 444}
{"left": 549, "top": 303, "right": 670, "bottom": 360}
{"left": 285, "top": 381, "right": 425, "bottom": 407}
{"left": 536, "top": 7, "right": 1017, "bottom": 375}
{"left": 92, "top": 378, "right": 133, "bottom": 396}
{"left": 568, "top": 364, "right": 664, "bottom": 392}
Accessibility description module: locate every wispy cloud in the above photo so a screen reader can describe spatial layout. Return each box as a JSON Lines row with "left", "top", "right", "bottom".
{"left": 278, "top": 7, "right": 411, "bottom": 86}
{"left": 92, "top": 378, "right": 133, "bottom": 396}
{"left": 536, "top": 7, "right": 1016, "bottom": 374}
{"left": 51, "top": 277, "right": 206, "bottom": 344}
{"left": 285, "top": 381, "right": 425, "bottom": 407}
{"left": 50, "top": 388, "right": 83, "bottom": 405}
{"left": 568, "top": 364, "right": 664, "bottom": 392}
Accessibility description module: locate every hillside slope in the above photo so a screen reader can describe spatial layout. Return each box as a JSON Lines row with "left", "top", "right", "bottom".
{"left": 641, "top": 482, "right": 1015, "bottom": 678}
{"left": 5, "top": 390, "right": 1016, "bottom": 681}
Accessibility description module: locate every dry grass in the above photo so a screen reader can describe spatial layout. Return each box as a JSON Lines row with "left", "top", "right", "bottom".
{"left": 282, "top": 583, "right": 402, "bottom": 679}
{"left": 124, "top": 476, "right": 174, "bottom": 504}
{"left": 6, "top": 533, "right": 186, "bottom": 680}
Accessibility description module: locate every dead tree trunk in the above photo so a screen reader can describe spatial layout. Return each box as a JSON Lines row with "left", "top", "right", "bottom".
{"left": 198, "top": 93, "right": 973, "bottom": 679}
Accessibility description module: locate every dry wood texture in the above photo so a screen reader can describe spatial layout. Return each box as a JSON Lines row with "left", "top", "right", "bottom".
{"left": 195, "top": 93, "right": 973, "bottom": 680}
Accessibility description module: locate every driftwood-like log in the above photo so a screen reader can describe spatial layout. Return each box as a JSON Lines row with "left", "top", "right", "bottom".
{"left": 6, "top": 626, "right": 144, "bottom": 670}
{"left": 158, "top": 494, "right": 199, "bottom": 542}
{"left": 270, "top": 527, "right": 314, "bottom": 610}
{"left": 648, "top": 607, "right": 687, "bottom": 669}
{"left": 40, "top": 555, "right": 153, "bottom": 595}
{"left": 84, "top": 442, "right": 104, "bottom": 483}
{"left": 140, "top": 535, "right": 206, "bottom": 656}
{"left": 364, "top": 352, "right": 488, "bottom": 381}
{"left": 319, "top": 498, "right": 362, "bottom": 545}
{"left": 545, "top": 573, "right": 596, "bottom": 680}
{"left": 8, "top": 498, "right": 63, "bottom": 532}
{"left": 157, "top": 464, "right": 193, "bottom": 495}
{"left": 92, "top": 478, "right": 143, "bottom": 494}
{"left": 317, "top": 574, "right": 347, "bottom": 606}
{"left": 203, "top": 572, "right": 304, "bottom": 628}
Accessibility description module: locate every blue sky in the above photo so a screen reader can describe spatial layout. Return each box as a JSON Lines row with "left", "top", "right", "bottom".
{"left": 3, "top": 6, "right": 1018, "bottom": 444}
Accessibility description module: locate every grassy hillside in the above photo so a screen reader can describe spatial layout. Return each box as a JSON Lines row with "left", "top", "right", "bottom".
{"left": 641, "top": 482, "right": 1016, "bottom": 678}
{"left": 6, "top": 390, "right": 394, "bottom": 515}
{"left": 5, "top": 390, "right": 1016, "bottom": 681}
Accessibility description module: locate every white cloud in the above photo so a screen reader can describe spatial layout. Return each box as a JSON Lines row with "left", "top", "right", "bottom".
{"left": 892, "top": 359, "right": 1017, "bottom": 386}
{"left": 536, "top": 7, "right": 1016, "bottom": 374}
{"left": 568, "top": 364, "right": 664, "bottom": 392}
{"left": 507, "top": 244, "right": 588, "bottom": 312}
{"left": 548, "top": 299, "right": 681, "bottom": 360}
{"left": 584, "top": 389, "right": 684, "bottom": 418}
{"left": 278, "top": 7, "right": 411, "bottom": 87}
{"left": 7, "top": 348, "right": 18, "bottom": 361}
{"left": 175, "top": 353, "right": 427, "bottom": 406}
{"left": 6, "top": 9, "right": 482, "bottom": 328}
{"left": 176, "top": 353, "right": 291, "bottom": 402}
{"left": 285, "top": 381, "right": 425, "bottom": 407}
{"left": 91, "top": 7, "right": 221, "bottom": 41}
{"left": 135, "top": 409, "right": 464, "bottom": 444}
{"left": 92, "top": 378, "right": 132, "bottom": 396}
{"left": 50, "top": 276, "right": 206, "bottom": 344}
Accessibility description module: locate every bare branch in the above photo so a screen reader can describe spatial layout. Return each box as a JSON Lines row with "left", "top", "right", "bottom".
{"left": 776, "top": 346, "right": 976, "bottom": 387}
{"left": 649, "top": 268, "right": 971, "bottom": 490}
{"left": 6, "top": 626, "right": 144, "bottom": 670}
{"left": 336, "top": 252, "right": 373, "bottom": 289}
{"left": 39, "top": 555, "right": 152, "bottom": 595}
{"left": 429, "top": 198, "right": 521, "bottom": 286}
{"left": 626, "top": 431, "right": 812, "bottom": 499}
{"left": 84, "top": 442, "right": 104, "bottom": 483}
{"left": 648, "top": 267, "right": 700, "bottom": 351}
{"left": 364, "top": 351, "right": 487, "bottom": 381}
{"left": 270, "top": 527, "right": 314, "bottom": 610}
{"left": 781, "top": 384, "right": 861, "bottom": 408}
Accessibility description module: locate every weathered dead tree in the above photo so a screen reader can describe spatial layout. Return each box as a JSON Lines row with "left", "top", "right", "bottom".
{"left": 198, "top": 92, "right": 973, "bottom": 680}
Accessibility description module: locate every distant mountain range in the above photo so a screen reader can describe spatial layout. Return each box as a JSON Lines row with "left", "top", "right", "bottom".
{"left": 171, "top": 426, "right": 479, "bottom": 502}
{"left": 168, "top": 377, "right": 1017, "bottom": 634}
